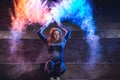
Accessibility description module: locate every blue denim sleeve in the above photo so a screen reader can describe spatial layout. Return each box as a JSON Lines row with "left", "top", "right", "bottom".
{"left": 38, "top": 30, "right": 48, "bottom": 44}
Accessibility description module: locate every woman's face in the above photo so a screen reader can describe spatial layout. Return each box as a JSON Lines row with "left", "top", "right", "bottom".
{"left": 53, "top": 30, "right": 60, "bottom": 41}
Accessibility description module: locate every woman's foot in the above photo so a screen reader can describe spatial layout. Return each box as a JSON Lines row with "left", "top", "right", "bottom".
{"left": 56, "top": 77, "right": 60, "bottom": 80}
{"left": 50, "top": 77, "right": 55, "bottom": 80}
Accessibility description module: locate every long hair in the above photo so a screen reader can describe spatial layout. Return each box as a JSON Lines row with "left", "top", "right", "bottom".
{"left": 48, "top": 28, "right": 62, "bottom": 43}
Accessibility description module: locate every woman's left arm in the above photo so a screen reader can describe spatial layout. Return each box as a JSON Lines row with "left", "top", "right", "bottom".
{"left": 57, "top": 23, "right": 71, "bottom": 41}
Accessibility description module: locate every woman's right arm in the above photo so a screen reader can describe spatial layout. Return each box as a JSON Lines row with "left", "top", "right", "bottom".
{"left": 37, "top": 26, "right": 48, "bottom": 44}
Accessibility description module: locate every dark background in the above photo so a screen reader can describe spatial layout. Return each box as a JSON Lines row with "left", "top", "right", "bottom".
{"left": 0, "top": 0, "right": 120, "bottom": 80}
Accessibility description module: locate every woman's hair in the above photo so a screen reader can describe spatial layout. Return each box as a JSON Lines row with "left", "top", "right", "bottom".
{"left": 48, "top": 28, "right": 62, "bottom": 43}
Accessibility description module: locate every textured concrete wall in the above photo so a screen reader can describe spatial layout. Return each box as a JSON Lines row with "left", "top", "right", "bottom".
{"left": 0, "top": 28, "right": 119, "bottom": 80}
{"left": 0, "top": 31, "right": 120, "bottom": 63}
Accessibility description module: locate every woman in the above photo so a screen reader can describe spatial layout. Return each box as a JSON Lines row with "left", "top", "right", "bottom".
{"left": 38, "top": 22, "right": 71, "bottom": 80}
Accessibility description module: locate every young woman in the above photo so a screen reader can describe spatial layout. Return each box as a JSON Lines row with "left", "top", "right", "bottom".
{"left": 38, "top": 22, "right": 71, "bottom": 80}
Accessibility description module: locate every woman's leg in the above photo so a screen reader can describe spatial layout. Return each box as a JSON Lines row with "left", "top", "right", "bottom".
{"left": 54, "top": 61, "right": 66, "bottom": 77}
{"left": 54, "top": 62, "right": 66, "bottom": 80}
{"left": 45, "top": 60, "right": 66, "bottom": 79}
{"left": 60, "top": 62, "right": 66, "bottom": 75}
{"left": 44, "top": 60, "right": 55, "bottom": 76}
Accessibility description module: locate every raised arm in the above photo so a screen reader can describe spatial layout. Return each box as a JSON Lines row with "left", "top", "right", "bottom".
{"left": 37, "top": 26, "right": 48, "bottom": 44}
{"left": 57, "top": 23, "right": 71, "bottom": 41}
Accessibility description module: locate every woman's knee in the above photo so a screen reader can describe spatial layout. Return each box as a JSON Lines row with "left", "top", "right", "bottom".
{"left": 60, "top": 62, "right": 66, "bottom": 73}
{"left": 45, "top": 60, "right": 55, "bottom": 73}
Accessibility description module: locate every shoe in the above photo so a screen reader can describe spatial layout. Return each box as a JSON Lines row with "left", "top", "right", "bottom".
{"left": 50, "top": 77, "right": 55, "bottom": 80}
{"left": 56, "top": 77, "right": 60, "bottom": 80}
